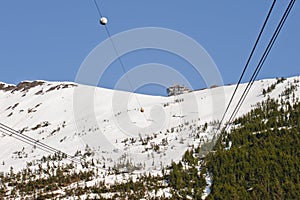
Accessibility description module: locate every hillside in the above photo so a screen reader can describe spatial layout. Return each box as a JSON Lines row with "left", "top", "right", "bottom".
{"left": 0, "top": 76, "right": 299, "bottom": 199}
{"left": 205, "top": 79, "right": 300, "bottom": 199}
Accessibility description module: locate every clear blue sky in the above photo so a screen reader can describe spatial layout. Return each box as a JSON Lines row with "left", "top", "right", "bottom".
{"left": 0, "top": 1, "right": 299, "bottom": 96}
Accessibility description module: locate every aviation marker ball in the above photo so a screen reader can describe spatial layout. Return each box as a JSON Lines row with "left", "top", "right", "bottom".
{"left": 100, "top": 17, "right": 108, "bottom": 25}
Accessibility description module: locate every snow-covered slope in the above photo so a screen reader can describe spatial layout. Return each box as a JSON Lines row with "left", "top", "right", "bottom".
{"left": 0, "top": 76, "right": 299, "bottom": 176}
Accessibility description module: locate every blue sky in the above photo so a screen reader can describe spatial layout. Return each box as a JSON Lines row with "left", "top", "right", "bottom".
{"left": 0, "top": 1, "right": 299, "bottom": 96}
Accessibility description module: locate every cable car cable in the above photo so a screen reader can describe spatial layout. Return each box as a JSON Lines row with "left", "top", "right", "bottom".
{"left": 0, "top": 123, "right": 85, "bottom": 164}
{"left": 93, "top": 0, "right": 104, "bottom": 17}
{"left": 0, "top": 123, "right": 77, "bottom": 160}
{"left": 0, "top": 125, "right": 104, "bottom": 169}
{"left": 219, "top": 0, "right": 277, "bottom": 128}
{"left": 0, "top": 127, "right": 53, "bottom": 155}
{"left": 224, "top": 0, "right": 295, "bottom": 132}
{"left": 93, "top": 0, "right": 145, "bottom": 114}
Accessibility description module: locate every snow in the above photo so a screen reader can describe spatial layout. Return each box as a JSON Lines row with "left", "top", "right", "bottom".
{"left": 0, "top": 76, "right": 299, "bottom": 198}
{"left": 202, "top": 172, "right": 212, "bottom": 199}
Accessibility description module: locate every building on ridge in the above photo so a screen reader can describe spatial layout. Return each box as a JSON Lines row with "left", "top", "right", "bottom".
{"left": 167, "top": 84, "right": 191, "bottom": 96}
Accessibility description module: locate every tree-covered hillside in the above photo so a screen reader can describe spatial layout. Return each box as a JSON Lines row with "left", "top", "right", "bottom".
{"left": 205, "top": 94, "right": 300, "bottom": 199}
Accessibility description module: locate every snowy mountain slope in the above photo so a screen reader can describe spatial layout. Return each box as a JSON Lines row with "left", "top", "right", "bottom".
{"left": 0, "top": 76, "right": 299, "bottom": 177}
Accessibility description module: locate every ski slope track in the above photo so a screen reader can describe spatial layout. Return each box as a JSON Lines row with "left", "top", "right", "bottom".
{"left": 0, "top": 76, "right": 299, "bottom": 178}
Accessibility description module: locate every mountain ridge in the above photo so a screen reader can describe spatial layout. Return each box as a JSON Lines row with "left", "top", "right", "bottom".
{"left": 0, "top": 75, "right": 299, "bottom": 199}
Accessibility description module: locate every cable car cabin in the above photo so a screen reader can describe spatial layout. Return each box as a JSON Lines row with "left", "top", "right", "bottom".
{"left": 140, "top": 107, "right": 144, "bottom": 113}
{"left": 100, "top": 17, "right": 108, "bottom": 25}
